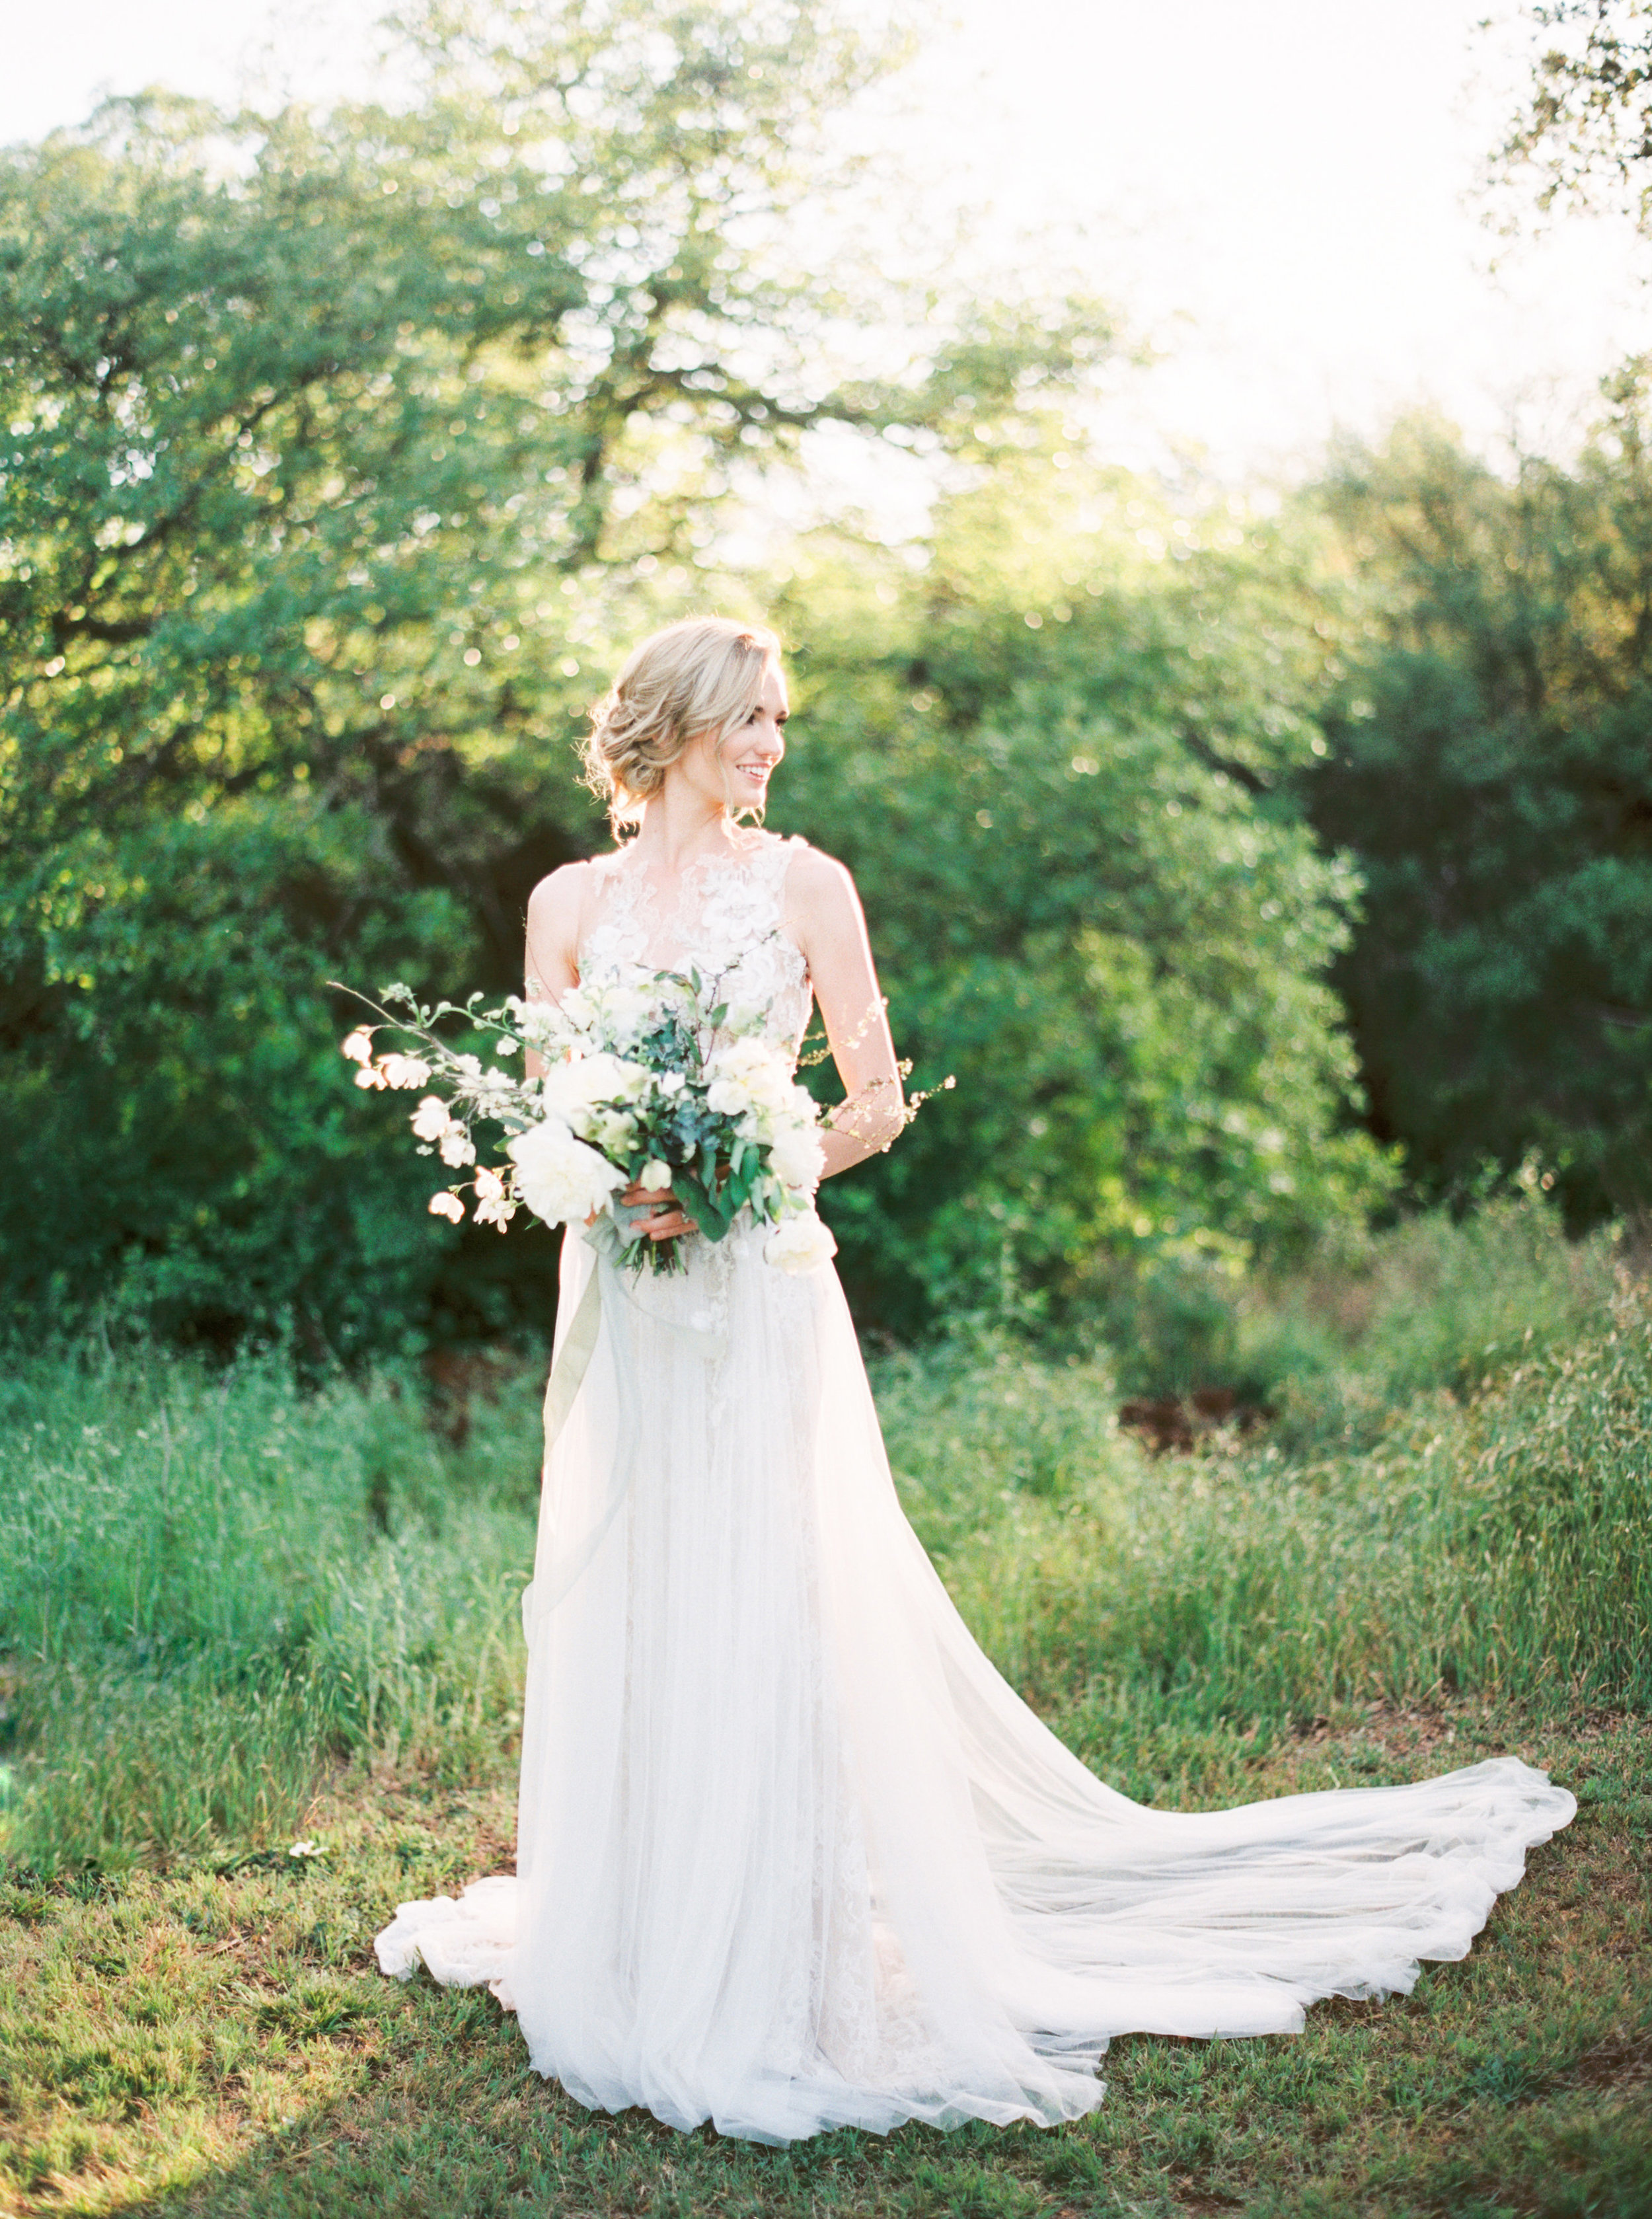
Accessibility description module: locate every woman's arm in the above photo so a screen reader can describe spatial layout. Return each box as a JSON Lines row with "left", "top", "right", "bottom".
{"left": 786, "top": 848, "right": 905, "bottom": 1180}
{"left": 522, "top": 864, "right": 587, "bottom": 1079}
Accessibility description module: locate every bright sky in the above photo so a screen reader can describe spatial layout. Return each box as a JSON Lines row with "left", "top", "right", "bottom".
{"left": 3, "top": 0, "right": 1647, "bottom": 484}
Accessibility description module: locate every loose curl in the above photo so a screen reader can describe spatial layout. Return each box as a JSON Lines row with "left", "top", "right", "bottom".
{"left": 582, "top": 616, "right": 782, "bottom": 831}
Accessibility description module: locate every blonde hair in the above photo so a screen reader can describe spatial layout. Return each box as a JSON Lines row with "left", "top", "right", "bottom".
{"left": 582, "top": 615, "right": 782, "bottom": 829}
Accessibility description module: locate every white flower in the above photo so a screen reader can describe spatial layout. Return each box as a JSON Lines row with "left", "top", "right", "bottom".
{"left": 539, "top": 1052, "right": 652, "bottom": 1129}
{"left": 765, "top": 1211, "right": 837, "bottom": 1275}
{"left": 439, "top": 1125, "right": 476, "bottom": 1168}
{"left": 379, "top": 1053, "right": 432, "bottom": 1090}
{"left": 767, "top": 1121, "right": 825, "bottom": 1195}
{"left": 288, "top": 1839, "right": 326, "bottom": 1858}
{"left": 354, "top": 1064, "right": 388, "bottom": 1090}
{"left": 509, "top": 998, "right": 570, "bottom": 1053}
{"left": 706, "top": 1074, "right": 754, "bottom": 1118}
{"left": 555, "top": 985, "right": 595, "bottom": 1032}
{"left": 410, "top": 1095, "right": 451, "bottom": 1142}
{"left": 639, "top": 1158, "right": 673, "bottom": 1191}
{"left": 428, "top": 1191, "right": 465, "bottom": 1222}
{"left": 508, "top": 1119, "right": 626, "bottom": 1227}
{"left": 706, "top": 1037, "right": 796, "bottom": 1125}
{"left": 593, "top": 982, "right": 658, "bottom": 1041}
{"left": 340, "top": 1027, "right": 375, "bottom": 1064}
{"left": 473, "top": 1165, "right": 516, "bottom": 1231}
{"left": 590, "top": 1107, "right": 638, "bottom": 1154}
{"left": 655, "top": 1071, "right": 687, "bottom": 1099}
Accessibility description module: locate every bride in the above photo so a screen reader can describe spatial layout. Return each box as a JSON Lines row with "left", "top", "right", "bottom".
{"left": 375, "top": 615, "right": 1575, "bottom": 2144}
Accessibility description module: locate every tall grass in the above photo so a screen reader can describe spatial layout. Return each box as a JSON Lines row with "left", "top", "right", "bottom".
{"left": 0, "top": 1349, "right": 541, "bottom": 1870}
{"left": 878, "top": 1203, "right": 1648, "bottom": 1748}
{"left": 1, "top": 1195, "right": 1644, "bottom": 1873}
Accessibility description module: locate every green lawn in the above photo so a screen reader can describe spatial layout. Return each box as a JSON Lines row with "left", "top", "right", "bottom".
{"left": 4, "top": 1712, "right": 1645, "bottom": 2219}
{"left": 3, "top": 1203, "right": 1649, "bottom": 2215}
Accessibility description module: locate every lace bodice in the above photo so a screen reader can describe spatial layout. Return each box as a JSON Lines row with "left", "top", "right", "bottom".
{"left": 577, "top": 829, "right": 813, "bottom": 1059}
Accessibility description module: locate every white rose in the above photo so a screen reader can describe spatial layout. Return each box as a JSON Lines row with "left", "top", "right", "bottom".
{"left": 639, "top": 1159, "right": 674, "bottom": 1191}
{"left": 764, "top": 1211, "right": 837, "bottom": 1275}
{"left": 706, "top": 1074, "right": 753, "bottom": 1118}
{"left": 767, "top": 1121, "right": 825, "bottom": 1195}
{"left": 507, "top": 1120, "right": 626, "bottom": 1227}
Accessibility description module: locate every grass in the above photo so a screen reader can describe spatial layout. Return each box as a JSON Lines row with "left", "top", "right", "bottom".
{"left": 2, "top": 1194, "right": 1649, "bottom": 2215}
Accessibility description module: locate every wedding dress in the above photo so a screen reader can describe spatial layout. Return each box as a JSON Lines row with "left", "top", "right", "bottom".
{"left": 375, "top": 828, "right": 1575, "bottom": 2145}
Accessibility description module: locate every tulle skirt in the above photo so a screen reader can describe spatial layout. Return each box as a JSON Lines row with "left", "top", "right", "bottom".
{"left": 375, "top": 1226, "right": 1575, "bottom": 2144}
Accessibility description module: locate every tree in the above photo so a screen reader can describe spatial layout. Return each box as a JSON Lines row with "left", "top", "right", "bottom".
{"left": 0, "top": 0, "right": 1113, "bottom": 1352}
{"left": 1492, "top": 1, "right": 1652, "bottom": 230}
{"left": 1301, "top": 389, "right": 1652, "bottom": 1226}
{"left": 772, "top": 450, "right": 1392, "bottom": 1341}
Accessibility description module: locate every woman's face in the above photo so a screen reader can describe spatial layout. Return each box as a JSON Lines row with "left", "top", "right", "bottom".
{"left": 675, "top": 657, "right": 789, "bottom": 813}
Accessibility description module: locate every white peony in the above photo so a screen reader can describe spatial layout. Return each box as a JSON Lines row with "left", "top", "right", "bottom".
{"left": 706, "top": 1036, "right": 793, "bottom": 1117}
{"left": 507, "top": 1119, "right": 626, "bottom": 1227}
{"left": 539, "top": 1052, "right": 652, "bottom": 1129}
{"left": 767, "top": 1120, "right": 825, "bottom": 1195}
{"left": 706, "top": 1074, "right": 755, "bottom": 1118}
{"left": 764, "top": 1211, "right": 838, "bottom": 1275}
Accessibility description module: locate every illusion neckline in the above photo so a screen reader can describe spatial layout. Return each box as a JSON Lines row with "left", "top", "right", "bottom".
{"left": 597, "top": 826, "right": 796, "bottom": 888}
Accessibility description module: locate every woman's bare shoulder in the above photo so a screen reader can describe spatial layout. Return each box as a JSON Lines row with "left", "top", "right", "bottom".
{"left": 527, "top": 855, "right": 607, "bottom": 912}
{"left": 783, "top": 838, "right": 860, "bottom": 909}
{"left": 525, "top": 857, "right": 606, "bottom": 961}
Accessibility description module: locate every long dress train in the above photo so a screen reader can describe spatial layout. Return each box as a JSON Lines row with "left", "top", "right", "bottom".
{"left": 374, "top": 829, "right": 1575, "bottom": 2145}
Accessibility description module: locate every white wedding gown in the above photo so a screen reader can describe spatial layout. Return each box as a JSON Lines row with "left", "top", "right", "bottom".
{"left": 375, "top": 829, "right": 1575, "bottom": 2144}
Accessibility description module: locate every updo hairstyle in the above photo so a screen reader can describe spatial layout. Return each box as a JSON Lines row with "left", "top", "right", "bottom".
{"left": 583, "top": 615, "right": 782, "bottom": 829}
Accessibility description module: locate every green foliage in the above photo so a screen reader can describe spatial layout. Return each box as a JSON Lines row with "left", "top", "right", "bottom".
{"left": 1493, "top": 1, "right": 1652, "bottom": 229}
{"left": 1, "top": 1221, "right": 1646, "bottom": 2211}
{"left": 776, "top": 465, "right": 1394, "bottom": 1331}
{"left": 1304, "top": 389, "right": 1652, "bottom": 1226}
{"left": 0, "top": 0, "right": 1130, "bottom": 1353}
{"left": 0, "top": 1340, "right": 542, "bottom": 1867}
{"left": 1239, "top": 1189, "right": 1628, "bottom": 1449}
{"left": 3, "top": 1199, "right": 1638, "bottom": 1874}
{"left": 0, "top": 798, "right": 564, "bottom": 1353}
{"left": 885, "top": 1263, "right": 1651, "bottom": 1738}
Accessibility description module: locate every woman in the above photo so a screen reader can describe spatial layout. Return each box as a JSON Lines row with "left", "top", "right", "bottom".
{"left": 376, "top": 615, "right": 1574, "bottom": 2145}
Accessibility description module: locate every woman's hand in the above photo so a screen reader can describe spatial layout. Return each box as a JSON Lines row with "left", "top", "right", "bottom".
{"left": 618, "top": 1180, "right": 699, "bottom": 1242}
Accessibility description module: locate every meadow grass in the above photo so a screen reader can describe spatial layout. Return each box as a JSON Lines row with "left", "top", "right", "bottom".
{"left": 2, "top": 1196, "right": 1649, "bottom": 2215}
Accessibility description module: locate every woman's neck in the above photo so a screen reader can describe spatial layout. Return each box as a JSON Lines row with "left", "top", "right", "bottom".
{"left": 625, "top": 788, "right": 742, "bottom": 874}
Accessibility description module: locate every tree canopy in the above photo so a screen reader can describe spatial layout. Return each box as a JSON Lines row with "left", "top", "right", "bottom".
{"left": 1302, "top": 383, "right": 1652, "bottom": 1227}
{"left": 1493, "top": 1, "right": 1652, "bottom": 229}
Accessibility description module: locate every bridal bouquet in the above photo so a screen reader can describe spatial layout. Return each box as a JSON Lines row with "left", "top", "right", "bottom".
{"left": 339, "top": 969, "right": 837, "bottom": 1276}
